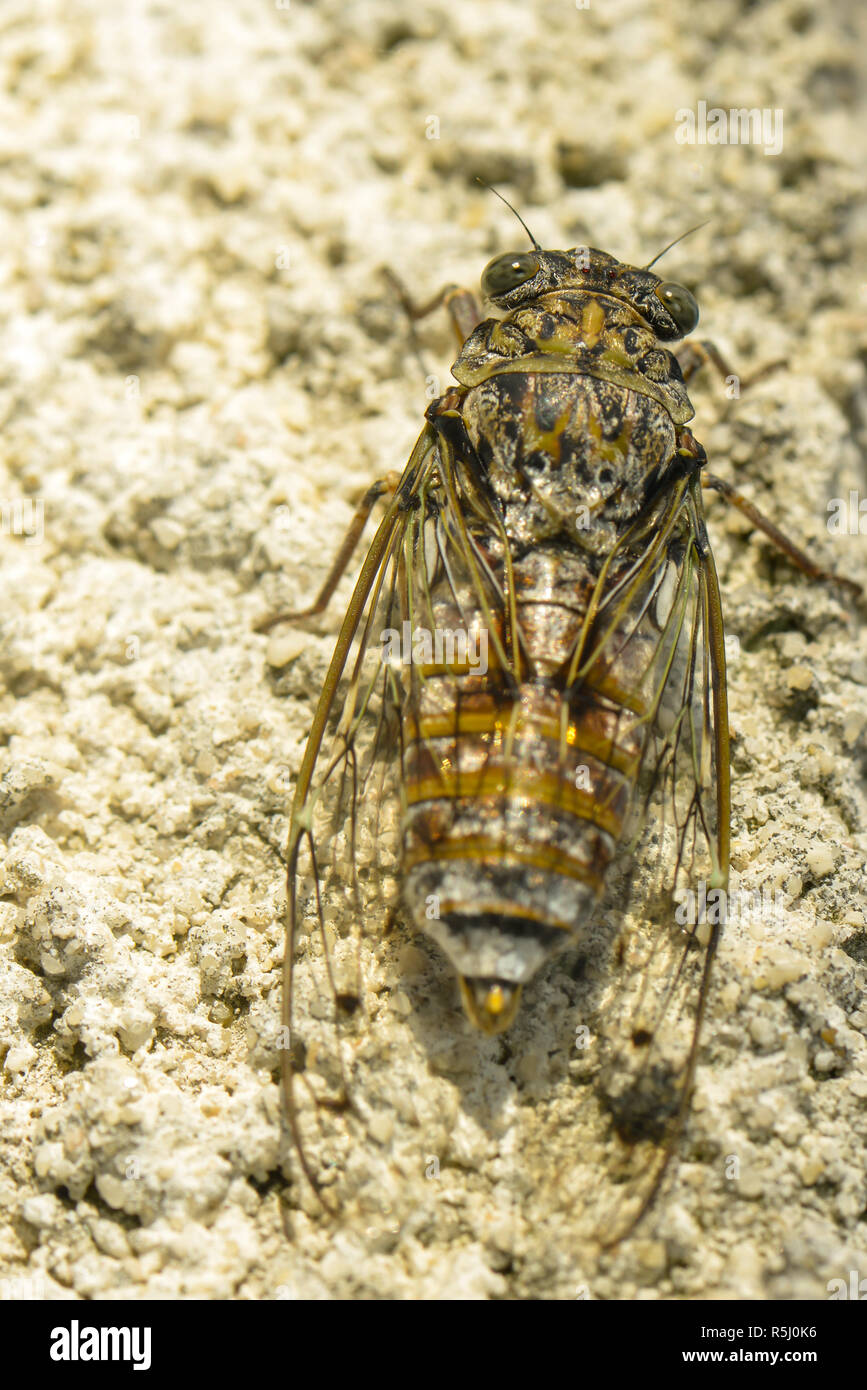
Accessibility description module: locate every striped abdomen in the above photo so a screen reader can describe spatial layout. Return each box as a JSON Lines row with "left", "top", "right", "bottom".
{"left": 400, "top": 545, "right": 657, "bottom": 1030}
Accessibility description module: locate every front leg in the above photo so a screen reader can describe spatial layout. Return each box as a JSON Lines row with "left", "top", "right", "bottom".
{"left": 701, "top": 472, "right": 862, "bottom": 599}
{"left": 677, "top": 338, "right": 786, "bottom": 397}
{"left": 380, "top": 267, "right": 483, "bottom": 352}
{"left": 678, "top": 343, "right": 861, "bottom": 598}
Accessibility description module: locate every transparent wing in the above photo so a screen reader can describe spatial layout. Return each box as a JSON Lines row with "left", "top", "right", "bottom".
{"left": 281, "top": 421, "right": 523, "bottom": 1208}
{"left": 281, "top": 425, "right": 438, "bottom": 1206}
{"left": 533, "top": 470, "right": 730, "bottom": 1242}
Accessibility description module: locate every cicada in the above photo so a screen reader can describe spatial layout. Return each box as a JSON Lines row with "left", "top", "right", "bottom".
{"left": 265, "top": 214, "right": 858, "bottom": 1243}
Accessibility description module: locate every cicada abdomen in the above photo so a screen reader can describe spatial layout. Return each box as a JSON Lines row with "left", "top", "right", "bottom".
{"left": 280, "top": 242, "right": 734, "bottom": 1231}
{"left": 402, "top": 516, "right": 681, "bottom": 1032}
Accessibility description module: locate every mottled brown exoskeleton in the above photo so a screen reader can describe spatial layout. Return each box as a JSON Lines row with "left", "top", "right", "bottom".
{"left": 263, "top": 215, "right": 859, "bottom": 1239}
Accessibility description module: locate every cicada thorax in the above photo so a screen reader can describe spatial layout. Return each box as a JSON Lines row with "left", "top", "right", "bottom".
{"left": 400, "top": 284, "right": 700, "bottom": 1034}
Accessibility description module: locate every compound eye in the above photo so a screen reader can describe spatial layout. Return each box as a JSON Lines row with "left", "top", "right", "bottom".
{"left": 654, "top": 281, "right": 699, "bottom": 335}
{"left": 481, "top": 251, "right": 540, "bottom": 298}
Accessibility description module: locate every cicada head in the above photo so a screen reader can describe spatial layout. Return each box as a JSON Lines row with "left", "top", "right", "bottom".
{"left": 480, "top": 246, "right": 699, "bottom": 341}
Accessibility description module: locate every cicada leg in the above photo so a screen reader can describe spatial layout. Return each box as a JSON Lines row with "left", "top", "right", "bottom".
{"left": 676, "top": 338, "right": 787, "bottom": 393}
{"left": 259, "top": 275, "right": 480, "bottom": 635}
{"left": 255, "top": 472, "right": 403, "bottom": 629}
{"left": 701, "top": 472, "right": 863, "bottom": 599}
{"left": 678, "top": 340, "right": 862, "bottom": 600}
{"left": 380, "top": 267, "right": 483, "bottom": 351}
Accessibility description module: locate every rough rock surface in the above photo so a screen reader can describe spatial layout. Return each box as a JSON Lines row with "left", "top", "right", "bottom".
{"left": 0, "top": 0, "right": 865, "bottom": 1300}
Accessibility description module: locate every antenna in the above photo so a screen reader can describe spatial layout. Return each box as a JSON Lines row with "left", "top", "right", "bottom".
{"left": 476, "top": 177, "right": 541, "bottom": 251}
{"left": 644, "top": 221, "right": 709, "bottom": 270}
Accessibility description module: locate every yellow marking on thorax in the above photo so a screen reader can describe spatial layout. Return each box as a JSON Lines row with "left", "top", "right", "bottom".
{"left": 601, "top": 345, "right": 634, "bottom": 369}
{"left": 580, "top": 298, "right": 606, "bottom": 346}
{"left": 523, "top": 400, "right": 574, "bottom": 465}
